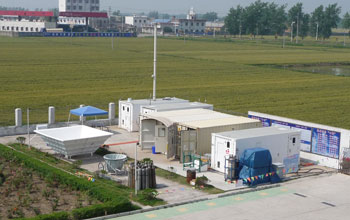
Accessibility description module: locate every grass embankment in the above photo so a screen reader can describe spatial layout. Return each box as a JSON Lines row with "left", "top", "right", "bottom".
{"left": 1, "top": 37, "right": 350, "bottom": 128}
{"left": 155, "top": 168, "right": 224, "bottom": 194}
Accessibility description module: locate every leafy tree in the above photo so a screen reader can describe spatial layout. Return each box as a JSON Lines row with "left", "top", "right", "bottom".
{"left": 311, "top": 4, "right": 341, "bottom": 39}
{"left": 202, "top": 12, "right": 218, "bottom": 21}
{"left": 148, "top": 11, "right": 159, "bottom": 19}
{"left": 224, "top": 5, "right": 244, "bottom": 35}
{"left": 243, "top": 0, "right": 269, "bottom": 36}
{"left": 342, "top": 12, "right": 350, "bottom": 29}
{"left": 268, "top": 3, "right": 287, "bottom": 35}
{"left": 310, "top": 5, "right": 324, "bottom": 37}
{"left": 288, "top": 3, "right": 309, "bottom": 39}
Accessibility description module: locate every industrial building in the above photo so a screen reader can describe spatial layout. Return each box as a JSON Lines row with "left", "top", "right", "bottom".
{"left": 0, "top": 11, "right": 56, "bottom": 33}
{"left": 125, "top": 15, "right": 149, "bottom": 32}
{"left": 176, "top": 8, "right": 206, "bottom": 34}
{"left": 140, "top": 109, "right": 262, "bottom": 160}
{"left": 211, "top": 127, "right": 301, "bottom": 174}
{"left": 59, "top": 0, "right": 100, "bottom": 12}
{"left": 118, "top": 97, "right": 189, "bottom": 132}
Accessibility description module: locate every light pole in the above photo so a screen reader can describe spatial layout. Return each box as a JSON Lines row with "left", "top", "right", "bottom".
{"left": 291, "top": 21, "right": 295, "bottom": 43}
{"left": 316, "top": 22, "right": 319, "bottom": 41}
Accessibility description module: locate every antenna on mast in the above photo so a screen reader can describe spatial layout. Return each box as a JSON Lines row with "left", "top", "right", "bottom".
{"left": 152, "top": 24, "right": 157, "bottom": 101}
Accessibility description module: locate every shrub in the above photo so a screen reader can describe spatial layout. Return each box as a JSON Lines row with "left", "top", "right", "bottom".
{"left": 72, "top": 199, "right": 137, "bottom": 220}
{"left": 195, "top": 176, "right": 209, "bottom": 186}
{"left": 19, "top": 211, "right": 70, "bottom": 220}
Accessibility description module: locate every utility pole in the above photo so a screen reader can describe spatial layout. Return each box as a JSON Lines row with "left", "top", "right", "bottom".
{"left": 135, "top": 143, "right": 138, "bottom": 195}
{"left": 152, "top": 24, "right": 157, "bottom": 101}
{"left": 316, "top": 22, "right": 319, "bottom": 41}
{"left": 283, "top": 31, "right": 286, "bottom": 48}
{"left": 291, "top": 21, "right": 295, "bottom": 43}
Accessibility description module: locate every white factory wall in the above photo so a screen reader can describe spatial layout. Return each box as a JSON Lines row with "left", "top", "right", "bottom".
{"left": 248, "top": 111, "right": 350, "bottom": 169}
{"left": 0, "top": 20, "right": 56, "bottom": 32}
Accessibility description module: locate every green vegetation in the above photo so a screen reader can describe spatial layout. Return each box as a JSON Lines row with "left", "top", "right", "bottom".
{"left": 155, "top": 168, "right": 224, "bottom": 194}
{"left": 1, "top": 36, "right": 350, "bottom": 129}
{"left": 0, "top": 144, "right": 139, "bottom": 219}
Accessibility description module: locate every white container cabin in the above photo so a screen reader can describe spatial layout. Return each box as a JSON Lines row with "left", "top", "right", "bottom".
{"left": 118, "top": 97, "right": 189, "bottom": 132}
{"left": 211, "top": 127, "right": 301, "bottom": 173}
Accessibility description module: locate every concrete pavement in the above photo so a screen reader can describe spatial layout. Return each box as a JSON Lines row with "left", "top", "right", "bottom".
{"left": 110, "top": 173, "right": 350, "bottom": 220}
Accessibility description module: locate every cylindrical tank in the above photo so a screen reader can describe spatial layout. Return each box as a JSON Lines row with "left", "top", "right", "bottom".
{"left": 141, "top": 168, "right": 146, "bottom": 190}
{"left": 145, "top": 167, "right": 150, "bottom": 189}
{"left": 48, "top": 106, "right": 55, "bottom": 125}
{"left": 137, "top": 168, "right": 141, "bottom": 191}
{"left": 15, "top": 108, "right": 22, "bottom": 127}
{"left": 109, "top": 102, "right": 115, "bottom": 121}
{"left": 152, "top": 165, "right": 157, "bottom": 188}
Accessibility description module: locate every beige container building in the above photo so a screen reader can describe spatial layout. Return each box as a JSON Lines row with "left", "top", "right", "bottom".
{"left": 140, "top": 109, "right": 262, "bottom": 161}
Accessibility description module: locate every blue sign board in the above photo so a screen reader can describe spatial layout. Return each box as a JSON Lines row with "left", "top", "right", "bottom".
{"left": 248, "top": 113, "right": 341, "bottom": 158}
{"left": 43, "top": 32, "right": 135, "bottom": 38}
{"left": 311, "top": 128, "right": 340, "bottom": 159}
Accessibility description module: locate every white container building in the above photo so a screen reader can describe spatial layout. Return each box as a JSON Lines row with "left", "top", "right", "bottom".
{"left": 118, "top": 97, "right": 189, "bottom": 132}
{"left": 141, "top": 102, "right": 213, "bottom": 115}
{"left": 211, "top": 127, "right": 301, "bottom": 174}
{"left": 140, "top": 109, "right": 262, "bottom": 160}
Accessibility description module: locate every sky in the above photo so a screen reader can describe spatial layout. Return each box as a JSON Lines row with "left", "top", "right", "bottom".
{"left": 0, "top": 0, "right": 348, "bottom": 16}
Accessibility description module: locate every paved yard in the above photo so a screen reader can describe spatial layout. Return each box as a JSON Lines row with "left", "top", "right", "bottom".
{"left": 112, "top": 173, "right": 350, "bottom": 220}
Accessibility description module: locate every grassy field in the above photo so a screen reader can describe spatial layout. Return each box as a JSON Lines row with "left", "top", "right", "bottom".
{"left": 0, "top": 36, "right": 350, "bottom": 128}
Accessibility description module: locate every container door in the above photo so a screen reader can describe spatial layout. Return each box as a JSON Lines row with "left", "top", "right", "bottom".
{"left": 155, "top": 125, "right": 167, "bottom": 153}
{"left": 180, "top": 130, "right": 197, "bottom": 163}
{"left": 167, "top": 125, "right": 177, "bottom": 159}
{"left": 285, "top": 135, "right": 300, "bottom": 172}
{"left": 121, "top": 104, "right": 131, "bottom": 130}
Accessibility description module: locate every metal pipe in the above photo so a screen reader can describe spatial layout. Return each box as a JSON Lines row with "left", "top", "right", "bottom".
{"left": 152, "top": 24, "right": 157, "bottom": 101}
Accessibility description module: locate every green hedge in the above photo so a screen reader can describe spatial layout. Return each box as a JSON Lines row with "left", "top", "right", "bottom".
{"left": 18, "top": 212, "right": 69, "bottom": 220}
{"left": 0, "top": 145, "right": 139, "bottom": 219}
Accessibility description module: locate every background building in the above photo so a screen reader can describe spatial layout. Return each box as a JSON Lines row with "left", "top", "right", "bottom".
{"left": 0, "top": 11, "right": 56, "bottom": 34}
{"left": 59, "top": 0, "right": 100, "bottom": 12}
{"left": 125, "top": 15, "right": 149, "bottom": 33}
{"left": 177, "top": 8, "right": 206, "bottom": 34}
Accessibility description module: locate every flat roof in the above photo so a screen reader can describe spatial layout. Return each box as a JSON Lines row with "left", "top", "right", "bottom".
{"left": 35, "top": 125, "right": 112, "bottom": 142}
{"left": 142, "top": 109, "right": 260, "bottom": 128}
{"left": 214, "top": 127, "right": 300, "bottom": 140}
{"left": 143, "top": 102, "right": 212, "bottom": 111}
{"left": 120, "top": 97, "right": 189, "bottom": 105}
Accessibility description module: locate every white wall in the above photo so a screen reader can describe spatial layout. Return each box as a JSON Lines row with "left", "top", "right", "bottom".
{"left": 248, "top": 111, "right": 350, "bottom": 169}
{"left": 0, "top": 20, "right": 56, "bottom": 32}
{"left": 125, "top": 16, "right": 149, "bottom": 28}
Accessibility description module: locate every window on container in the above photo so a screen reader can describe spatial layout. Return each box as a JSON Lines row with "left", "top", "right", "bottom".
{"left": 122, "top": 120, "right": 124, "bottom": 125}
{"left": 158, "top": 128, "right": 165, "bottom": 137}
{"left": 127, "top": 107, "right": 129, "bottom": 112}
{"left": 293, "top": 137, "right": 296, "bottom": 144}
{"left": 227, "top": 142, "right": 230, "bottom": 148}
{"left": 73, "top": 6, "right": 76, "bottom": 10}
{"left": 217, "top": 161, "right": 220, "bottom": 168}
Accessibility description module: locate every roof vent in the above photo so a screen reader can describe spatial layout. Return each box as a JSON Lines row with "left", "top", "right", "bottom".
{"left": 127, "top": 98, "right": 132, "bottom": 102}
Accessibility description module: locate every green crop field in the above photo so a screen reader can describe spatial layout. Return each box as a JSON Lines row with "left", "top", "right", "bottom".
{"left": 0, "top": 36, "right": 350, "bottom": 128}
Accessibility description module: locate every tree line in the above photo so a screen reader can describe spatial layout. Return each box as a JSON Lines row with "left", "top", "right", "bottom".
{"left": 224, "top": 1, "right": 347, "bottom": 39}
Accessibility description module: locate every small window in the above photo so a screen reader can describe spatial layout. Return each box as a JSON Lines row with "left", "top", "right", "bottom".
{"left": 158, "top": 128, "right": 165, "bottom": 137}
{"left": 292, "top": 137, "right": 296, "bottom": 144}
{"left": 227, "top": 142, "right": 230, "bottom": 148}
{"left": 217, "top": 161, "right": 220, "bottom": 168}
{"left": 122, "top": 120, "right": 124, "bottom": 125}
{"left": 127, "top": 107, "right": 129, "bottom": 112}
